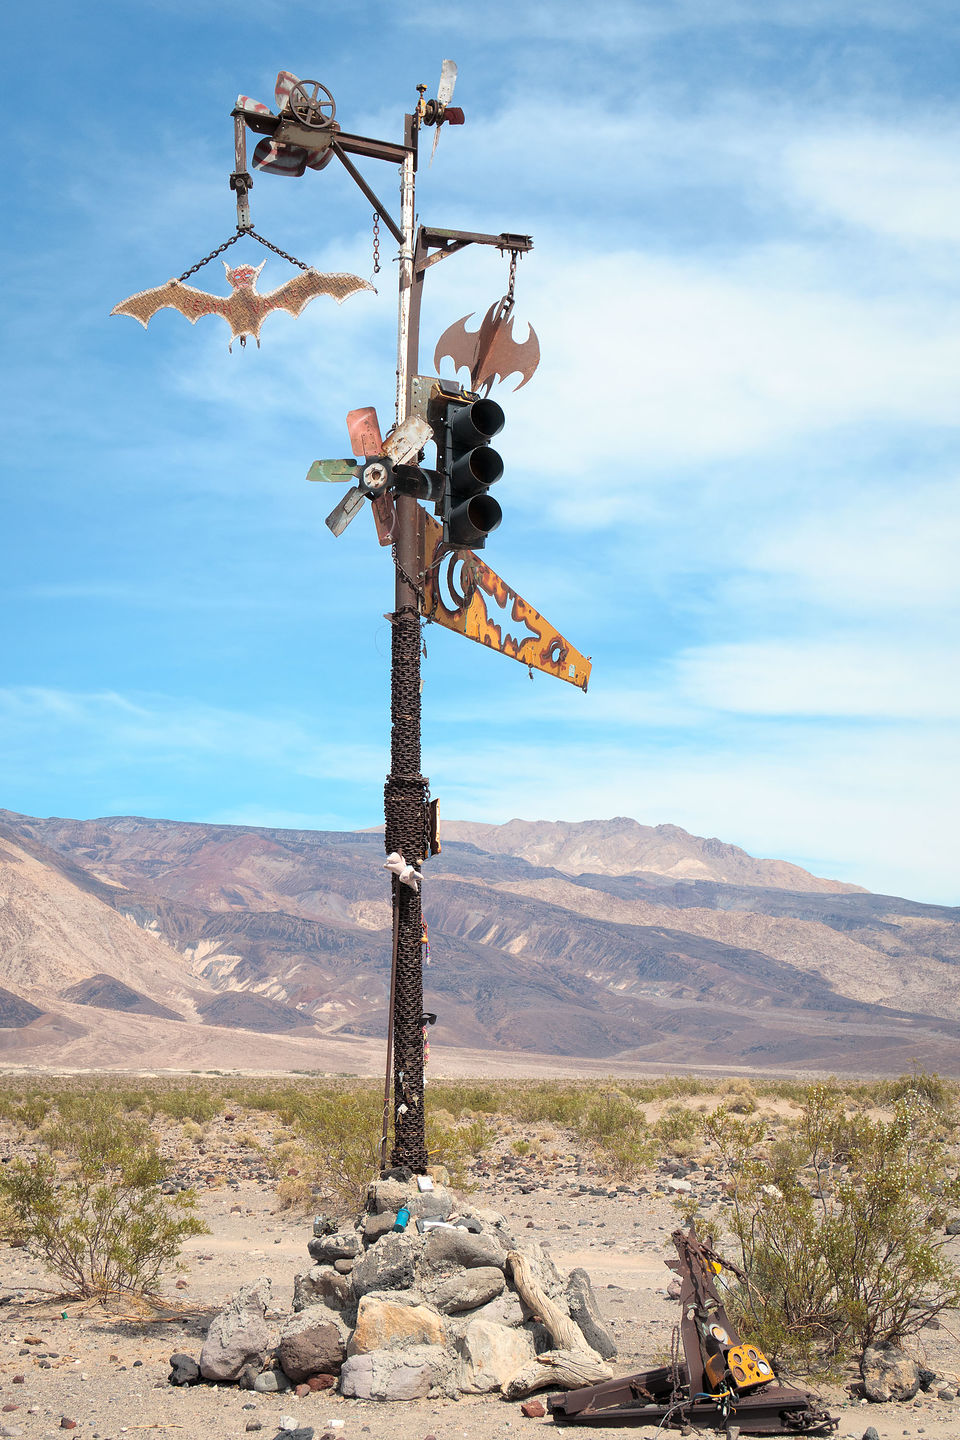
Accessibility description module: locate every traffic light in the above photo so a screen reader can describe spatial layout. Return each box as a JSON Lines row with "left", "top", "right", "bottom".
{"left": 433, "top": 393, "right": 505, "bottom": 549}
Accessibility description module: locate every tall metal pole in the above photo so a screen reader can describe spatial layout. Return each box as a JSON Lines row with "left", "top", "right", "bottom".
{"left": 383, "top": 114, "right": 428, "bottom": 1172}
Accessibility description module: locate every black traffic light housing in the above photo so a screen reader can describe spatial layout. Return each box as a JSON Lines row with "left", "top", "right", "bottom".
{"left": 430, "top": 388, "right": 505, "bottom": 549}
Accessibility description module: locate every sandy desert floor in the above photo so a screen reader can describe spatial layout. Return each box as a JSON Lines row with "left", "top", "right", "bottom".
{"left": 1, "top": 1124, "right": 958, "bottom": 1440}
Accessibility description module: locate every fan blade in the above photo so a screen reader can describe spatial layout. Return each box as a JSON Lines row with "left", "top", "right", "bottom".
{"left": 252, "top": 138, "right": 308, "bottom": 176}
{"left": 325, "top": 485, "right": 366, "bottom": 536}
{"left": 371, "top": 494, "right": 397, "bottom": 546}
{"left": 346, "top": 406, "right": 385, "bottom": 458}
{"left": 306, "top": 459, "right": 359, "bottom": 483}
{"left": 275, "top": 70, "right": 301, "bottom": 111}
{"left": 237, "top": 94, "right": 274, "bottom": 116}
{"left": 382, "top": 415, "right": 431, "bottom": 466}
{"left": 437, "top": 59, "right": 457, "bottom": 107}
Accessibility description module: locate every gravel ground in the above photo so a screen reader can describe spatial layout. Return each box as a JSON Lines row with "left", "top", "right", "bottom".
{"left": 1, "top": 1134, "right": 958, "bottom": 1440}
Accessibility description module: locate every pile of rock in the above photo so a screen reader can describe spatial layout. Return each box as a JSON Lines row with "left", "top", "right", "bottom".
{"left": 171, "top": 1172, "right": 617, "bottom": 1403}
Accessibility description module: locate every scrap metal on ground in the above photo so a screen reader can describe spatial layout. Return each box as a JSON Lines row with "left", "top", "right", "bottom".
{"left": 548, "top": 1227, "right": 838, "bottom": 1434}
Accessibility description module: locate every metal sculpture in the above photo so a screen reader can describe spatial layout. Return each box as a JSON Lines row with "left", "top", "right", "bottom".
{"left": 111, "top": 260, "right": 372, "bottom": 349}
{"left": 548, "top": 1227, "right": 837, "bottom": 1435}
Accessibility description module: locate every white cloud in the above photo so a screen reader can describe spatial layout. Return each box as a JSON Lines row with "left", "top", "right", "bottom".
{"left": 730, "top": 476, "right": 960, "bottom": 614}
{"left": 0, "top": 687, "right": 385, "bottom": 784}
{"left": 673, "top": 639, "right": 960, "bottom": 719}
{"left": 785, "top": 127, "right": 960, "bottom": 244}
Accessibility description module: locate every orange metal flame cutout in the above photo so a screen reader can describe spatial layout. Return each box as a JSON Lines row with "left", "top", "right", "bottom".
{"left": 420, "top": 511, "right": 590, "bottom": 690}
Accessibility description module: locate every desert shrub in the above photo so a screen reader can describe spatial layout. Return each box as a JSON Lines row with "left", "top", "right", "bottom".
{"left": 287, "top": 1086, "right": 383, "bottom": 1214}
{"left": 654, "top": 1103, "right": 703, "bottom": 1154}
{"left": 881, "top": 1068, "right": 957, "bottom": 1117}
{"left": 0, "top": 1096, "right": 206, "bottom": 1299}
{"left": 153, "top": 1089, "right": 219, "bottom": 1125}
{"left": 576, "top": 1090, "right": 654, "bottom": 1178}
{"left": 703, "top": 1079, "right": 960, "bottom": 1371}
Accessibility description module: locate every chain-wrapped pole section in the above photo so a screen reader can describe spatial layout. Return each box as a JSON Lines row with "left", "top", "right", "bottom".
{"left": 384, "top": 115, "right": 429, "bottom": 1173}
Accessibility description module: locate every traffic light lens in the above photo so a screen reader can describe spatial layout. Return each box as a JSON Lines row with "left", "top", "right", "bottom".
{"left": 452, "top": 446, "right": 503, "bottom": 491}
{"left": 449, "top": 398, "right": 505, "bottom": 447}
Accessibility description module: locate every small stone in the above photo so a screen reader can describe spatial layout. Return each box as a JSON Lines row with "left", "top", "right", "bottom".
{"left": 862, "top": 1429, "right": 879, "bottom": 1440}
{"left": 245, "top": 1425, "right": 262, "bottom": 1434}
{"left": 11, "top": 1379, "right": 24, "bottom": 1386}
{"left": 307, "top": 1375, "right": 336, "bottom": 1391}
{"left": 521, "top": 1401, "right": 546, "bottom": 1418}
{"left": 60, "top": 1422, "right": 77, "bottom": 1431}
{"left": 1, "top": 1407, "right": 18, "bottom": 1415}
{"left": 296, "top": 1384, "right": 311, "bottom": 1397}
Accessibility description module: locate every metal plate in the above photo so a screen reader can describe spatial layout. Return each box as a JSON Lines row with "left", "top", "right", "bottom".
{"left": 420, "top": 510, "right": 590, "bottom": 689}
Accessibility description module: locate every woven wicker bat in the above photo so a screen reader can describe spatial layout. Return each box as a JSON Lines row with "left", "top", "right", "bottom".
{"left": 111, "top": 259, "right": 373, "bottom": 348}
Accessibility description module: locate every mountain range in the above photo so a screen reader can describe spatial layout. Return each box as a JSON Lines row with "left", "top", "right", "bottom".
{"left": 1, "top": 808, "right": 958, "bottom": 1076}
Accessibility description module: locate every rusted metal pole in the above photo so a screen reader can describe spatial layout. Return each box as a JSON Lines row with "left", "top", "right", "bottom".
{"left": 383, "top": 114, "right": 428, "bottom": 1173}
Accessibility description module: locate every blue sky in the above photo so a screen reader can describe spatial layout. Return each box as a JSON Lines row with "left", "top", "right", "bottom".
{"left": 3, "top": 1, "right": 959, "bottom": 902}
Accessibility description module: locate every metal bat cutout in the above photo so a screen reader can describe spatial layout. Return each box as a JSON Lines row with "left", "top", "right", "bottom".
{"left": 433, "top": 297, "right": 539, "bottom": 395}
{"left": 111, "top": 259, "right": 374, "bottom": 349}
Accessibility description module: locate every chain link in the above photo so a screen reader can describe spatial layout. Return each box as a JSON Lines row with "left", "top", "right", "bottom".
{"left": 507, "top": 248, "right": 518, "bottom": 306}
{"left": 372, "top": 212, "right": 381, "bottom": 276}
{"left": 176, "top": 227, "right": 310, "bottom": 284}
{"left": 391, "top": 546, "right": 425, "bottom": 605}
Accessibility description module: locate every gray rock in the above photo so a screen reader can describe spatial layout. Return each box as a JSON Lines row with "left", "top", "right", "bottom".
{"left": 458, "top": 1319, "right": 536, "bottom": 1394}
{"left": 566, "top": 1268, "right": 618, "bottom": 1359}
{"left": 945, "top": 1217, "right": 960, "bottom": 1235}
{"left": 277, "top": 1310, "right": 348, "bottom": 1382}
{"left": 861, "top": 1428, "right": 880, "bottom": 1440}
{"left": 292, "top": 1265, "right": 352, "bottom": 1314}
{"left": 276, "top": 1422, "right": 313, "bottom": 1438}
{"left": 367, "top": 1179, "right": 455, "bottom": 1220}
{"left": 253, "top": 1368, "right": 292, "bottom": 1393}
{"left": 352, "top": 1233, "right": 418, "bottom": 1296}
{"left": 421, "top": 1227, "right": 507, "bottom": 1273}
{"left": 861, "top": 1342, "right": 920, "bottom": 1402}
{"left": 362, "top": 1212, "right": 395, "bottom": 1246}
{"left": 199, "top": 1278, "right": 273, "bottom": 1382}
{"left": 168, "top": 1352, "right": 200, "bottom": 1386}
{"left": 339, "top": 1343, "right": 455, "bottom": 1401}
{"left": 306, "top": 1230, "right": 361, "bottom": 1265}
{"left": 426, "top": 1266, "right": 505, "bottom": 1315}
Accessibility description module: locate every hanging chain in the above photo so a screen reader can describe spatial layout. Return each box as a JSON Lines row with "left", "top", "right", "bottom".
{"left": 372, "top": 212, "right": 381, "bottom": 276}
{"left": 507, "top": 248, "right": 518, "bottom": 306}
{"left": 392, "top": 545, "right": 425, "bottom": 605}
{"left": 177, "top": 227, "right": 310, "bottom": 283}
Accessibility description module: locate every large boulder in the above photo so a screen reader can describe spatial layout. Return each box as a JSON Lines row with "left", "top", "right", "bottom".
{"left": 277, "top": 1310, "right": 348, "bottom": 1382}
{"left": 565, "top": 1268, "right": 617, "bottom": 1359}
{"left": 292, "top": 1264, "right": 353, "bottom": 1314}
{"left": 861, "top": 1342, "right": 921, "bottom": 1402}
{"left": 421, "top": 1227, "right": 507, "bottom": 1273}
{"left": 426, "top": 1266, "right": 506, "bottom": 1315}
{"left": 339, "top": 1343, "right": 455, "bottom": 1401}
{"left": 348, "top": 1296, "right": 446, "bottom": 1355}
{"left": 366, "top": 1178, "right": 455, "bottom": 1221}
{"left": 307, "top": 1230, "right": 361, "bottom": 1265}
{"left": 351, "top": 1233, "right": 419, "bottom": 1297}
{"left": 458, "top": 1319, "right": 536, "bottom": 1394}
{"left": 199, "top": 1278, "right": 273, "bottom": 1382}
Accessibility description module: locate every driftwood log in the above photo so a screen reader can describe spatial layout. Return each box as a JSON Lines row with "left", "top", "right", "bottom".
{"left": 504, "top": 1251, "right": 613, "bottom": 1396}
{"left": 503, "top": 1349, "right": 614, "bottom": 1400}
{"left": 506, "top": 1250, "right": 598, "bottom": 1355}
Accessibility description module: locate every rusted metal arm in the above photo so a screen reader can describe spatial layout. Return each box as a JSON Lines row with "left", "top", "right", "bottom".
{"left": 329, "top": 142, "right": 405, "bottom": 244}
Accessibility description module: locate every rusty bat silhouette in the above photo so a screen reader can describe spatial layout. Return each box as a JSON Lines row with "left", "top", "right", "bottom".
{"left": 433, "top": 298, "right": 540, "bottom": 395}
{"left": 111, "top": 259, "right": 373, "bottom": 349}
